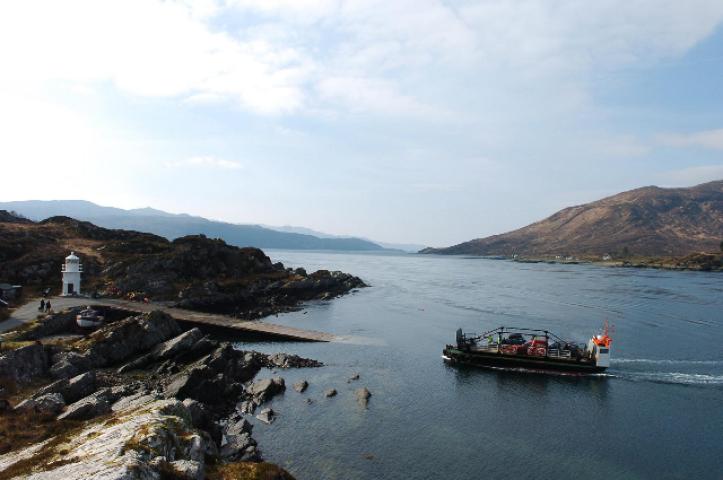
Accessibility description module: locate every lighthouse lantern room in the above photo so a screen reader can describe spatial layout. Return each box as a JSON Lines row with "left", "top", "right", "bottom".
{"left": 61, "top": 251, "right": 83, "bottom": 296}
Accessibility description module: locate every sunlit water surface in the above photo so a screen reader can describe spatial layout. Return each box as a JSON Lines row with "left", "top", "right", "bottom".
{"left": 235, "top": 251, "right": 723, "bottom": 480}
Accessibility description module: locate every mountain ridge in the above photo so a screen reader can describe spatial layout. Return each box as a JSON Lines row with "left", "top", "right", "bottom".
{"left": 0, "top": 200, "right": 387, "bottom": 252}
{"left": 421, "top": 180, "right": 723, "bottom": 256}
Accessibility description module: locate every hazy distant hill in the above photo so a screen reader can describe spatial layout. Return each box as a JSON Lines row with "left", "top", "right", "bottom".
{"left": 264, "top": 224, "right": 426, "bottom": 252}
{"left": 421, "top": 180, "right": 723, "bottom": 257}
{"left": 0, "top": 200, "right": 385, "bottom": 251}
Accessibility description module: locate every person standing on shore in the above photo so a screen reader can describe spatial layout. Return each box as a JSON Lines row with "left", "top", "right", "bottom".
{"left": 45, "top": 300, "right": 51, "bottom": 313}
{"left": 39, "top": 299, "right": 45, "bottom": 311}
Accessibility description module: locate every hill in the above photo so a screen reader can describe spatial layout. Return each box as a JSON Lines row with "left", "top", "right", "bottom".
{"left": 0, "top": 212, "right": 365, "bottom": 317}
{"left": 0, "top": 200, "right": 385, "bottom": 252}
{"left": 421, "top": 180, "right": 723, "bottom": 257}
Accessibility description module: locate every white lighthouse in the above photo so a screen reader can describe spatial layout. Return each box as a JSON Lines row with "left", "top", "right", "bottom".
{"left": 61, "top": 252, "right": 83, "bottom": 296}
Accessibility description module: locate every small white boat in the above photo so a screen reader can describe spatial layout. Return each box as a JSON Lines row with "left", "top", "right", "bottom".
{"left": 76, "top": 307, "right": 105, "bottom": 328}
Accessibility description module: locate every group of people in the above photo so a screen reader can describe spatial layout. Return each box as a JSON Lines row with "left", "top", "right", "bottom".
{"left": 38, "top": 298, "right": 52, "bottom": 313}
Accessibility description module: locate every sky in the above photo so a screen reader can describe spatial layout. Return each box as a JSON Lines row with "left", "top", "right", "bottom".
{"left": 1, "top": 0, "right": 723, "bottom": 247}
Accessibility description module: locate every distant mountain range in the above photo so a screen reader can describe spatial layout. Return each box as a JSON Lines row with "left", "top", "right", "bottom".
{"left": 263, "top": 225, "right": 426, "bottom": 253}
{"left": 421, "top": 180, "right": 723, "bottom": 257}
{"left": 0, "top": 200, "right": 391, "bottom": 252}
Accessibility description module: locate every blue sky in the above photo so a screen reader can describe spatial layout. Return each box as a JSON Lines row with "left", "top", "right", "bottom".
{"left": 1, "top": 0, "right": 722, "bottom": 247}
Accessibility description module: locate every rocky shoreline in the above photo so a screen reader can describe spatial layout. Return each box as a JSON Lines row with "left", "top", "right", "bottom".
{"left": 510, "top": 252, "right": 723, "bottom": 272}
{"left": 0, "top": 308, "right": 364, "bottom": 479}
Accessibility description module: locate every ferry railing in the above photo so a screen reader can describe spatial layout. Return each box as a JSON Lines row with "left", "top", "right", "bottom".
{"left": 547, "top": 349, "right": 572, "bottom": 359}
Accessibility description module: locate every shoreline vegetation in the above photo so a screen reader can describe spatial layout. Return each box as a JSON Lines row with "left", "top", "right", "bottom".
{"left": 508, "top": 252, "right": 723, "bottom": 272}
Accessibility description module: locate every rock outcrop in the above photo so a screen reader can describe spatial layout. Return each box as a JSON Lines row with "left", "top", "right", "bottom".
{"left": 0, "top": 400, "right": 210, "bottom": 479}
{"left": 0, "top": 310, "right": 323, "bottom": 479}
{"left": 0, "top": 343, "right": 49, "bottom": 384}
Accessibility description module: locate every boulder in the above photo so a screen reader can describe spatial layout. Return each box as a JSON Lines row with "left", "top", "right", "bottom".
{"left": 84, "top": 311, "right": 182, "bottom": 366}
{"left": 170, "top": 459, "right": 204, "bottom": 480}
{"left": 57, "top": 387, "right": 124, "bottom": 421}
{"left": 0, "top": 343, "right": 49, "bottom": 384}
{"left": 220, "top": 431, "right": 258, "bottom": 461}
{"left": 247, "top": 377, "right": 285, "bottom": 403}
{"left": 355, "top": 387, "right": 372, "bottom": 407}
{"left": 15, "top": 392, "right": 65, "bottom": 415}
{"left": 33, "top": 370, "right": 97, "bottom": 404}
{"left": 324, "top": 388, "right": 337, "bottom": 398}
{"left": 237, "top": 400, "right": 256, "bottom": 415}
{"left": 49, "top": 351, "right": 91, "bottom": 379}
{"left": 256, "top": 408, "right": 275, "bottom": 424}
{"left": 117, "top": 327, "right": 203, "bottom": 373}
{"left": 267, "top": 353, "right": 323, "bottom": 368}
{"left": 293, "top": 380, "right": 308, "bottom": 393}
{"left": 225, "top": 417, "right": 252, "bottom": 436}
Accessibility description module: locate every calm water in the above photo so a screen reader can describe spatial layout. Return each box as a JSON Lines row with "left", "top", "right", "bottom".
{"left": 237, "top": 251, "right": 723, "bottom": 480}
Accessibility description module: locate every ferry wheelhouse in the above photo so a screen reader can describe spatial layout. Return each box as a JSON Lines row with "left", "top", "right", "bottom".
{"left": 443, "top": 324, "right": 612, "bottom": 373}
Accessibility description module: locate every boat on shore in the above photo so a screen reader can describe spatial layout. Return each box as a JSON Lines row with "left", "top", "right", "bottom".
{"left": 443, "top": 324, "right": 612, "bottom": 373}
{"left": 76, "top": 306, "right": 105, "bottom": 329}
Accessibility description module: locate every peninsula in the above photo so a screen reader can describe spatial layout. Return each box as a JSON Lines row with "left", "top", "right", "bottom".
{"left": 0, "top": 211, "right": 368, "bottom": 479}
{"left": 421, "top": 180, "right": 723, "bottom": 270}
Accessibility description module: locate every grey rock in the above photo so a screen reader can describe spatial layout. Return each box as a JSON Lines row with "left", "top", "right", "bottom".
{"left": 49, "top": 351, "right": 91, "bottom": 379}
{"left": 117, "top": 327, "right": 203, "bottom": 373}
{"left": 324, "top": 388, "right": 337, "bottom": 398}
{"left": 225, "top": 417, "right": 252, "bottom": 436}
{"left": 112, "top": 392, "right": 157, "bottom": 412}
{"left": 170, "top": 459, "right": 204, "bottom": 480}
{"left": 33, "top": 371, "right": 97, "bottom": 404}
{"left": 220, "top": 431, "right": 258, "bottom": 461}
{"left": 57, "top": 387, "right": 121, "bottom": 421}
{"left": 248, "top": 376, "right": 285, "bottom": 403}
{"left": 0, "top": 343, "right": 49, "bottom": 384}
{"left": 256, "top": 407, "right": 275, "bottom": 424}
{"left": 15, "top": 392, "right": 65, "bottom": 415}
{"left": 355, "top": 387, "right": 372, "bottom": 407}
{"left": 293, "top": 380, "right": 308, "bottom": 393}
{"left": 237, "top": 400, "right": 256, "bottom": 415}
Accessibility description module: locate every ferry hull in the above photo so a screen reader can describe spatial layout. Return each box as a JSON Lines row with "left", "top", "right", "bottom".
{"left": 443, "top": 346, "right": 607, "bottom": 373}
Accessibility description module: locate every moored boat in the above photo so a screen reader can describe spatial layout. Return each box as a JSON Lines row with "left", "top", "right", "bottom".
{"left": 76, "top": 306, "right": 105, "bottom": 329}
{"left": 443, "top": 324, "right": 612, "bottom": 373}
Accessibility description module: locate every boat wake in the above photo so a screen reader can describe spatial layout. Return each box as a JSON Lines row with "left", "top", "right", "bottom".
{"left": 613, "top": 371, "right": 723, "bottom": 386}
{"left": 612, "top": 358, "right": 723, "bottom": 366}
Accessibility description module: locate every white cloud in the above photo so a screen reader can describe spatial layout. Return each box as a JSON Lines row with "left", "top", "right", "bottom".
{"left": 168, "top": 156, "right": 243, "bottom": 170}
{"left": 2, "top": 0, "right": 722, "bottom": 119}
{"left": 658, "top": 129, "right": 723, "bottom": 150}
{"left": 0, "top": 0, "right": 312, "bottom": 115}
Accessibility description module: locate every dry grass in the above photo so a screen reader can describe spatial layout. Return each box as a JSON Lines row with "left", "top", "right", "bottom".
{"left": 206, "top": 462, "right": 296, "bottom": 480}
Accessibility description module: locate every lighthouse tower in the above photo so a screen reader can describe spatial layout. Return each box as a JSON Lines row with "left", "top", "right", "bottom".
{"left": 61, "top": 252, "right": 83, "bottom": 296}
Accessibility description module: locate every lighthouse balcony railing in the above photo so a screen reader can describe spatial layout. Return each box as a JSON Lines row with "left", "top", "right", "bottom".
{"left": 61, "top": 265, "right": 83, "bottom": 272}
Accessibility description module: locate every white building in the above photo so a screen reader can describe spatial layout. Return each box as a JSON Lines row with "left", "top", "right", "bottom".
{"left": 61, "top": 251, "right": 83, "bottom": 296}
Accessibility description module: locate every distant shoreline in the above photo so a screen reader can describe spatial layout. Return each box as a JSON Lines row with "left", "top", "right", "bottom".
{"left": 422, "top": 252, "right": 723, "bottom": 272}
{"left": 506, "top": 253, "right": 723, "bottom": 272}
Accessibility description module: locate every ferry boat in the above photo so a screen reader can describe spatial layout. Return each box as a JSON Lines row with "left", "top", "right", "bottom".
{"left": 443, "top": 324, "right": 612, "bottom": 373}
{"left": 76, "top": 307, "right": 105, "bottom": 329}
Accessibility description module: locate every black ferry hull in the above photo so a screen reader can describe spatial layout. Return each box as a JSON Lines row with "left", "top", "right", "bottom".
{"left": 443, "top": 346, "right": 607, "bottom": 373}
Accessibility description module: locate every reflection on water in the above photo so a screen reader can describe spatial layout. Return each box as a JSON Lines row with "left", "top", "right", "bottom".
{"left": 237, "top": 251, "right": 723, "bottom": 480}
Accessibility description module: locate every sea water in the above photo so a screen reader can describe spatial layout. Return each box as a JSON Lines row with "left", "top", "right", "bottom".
{"left": 236, "top": 251, "right": 723, "bottom": 480}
